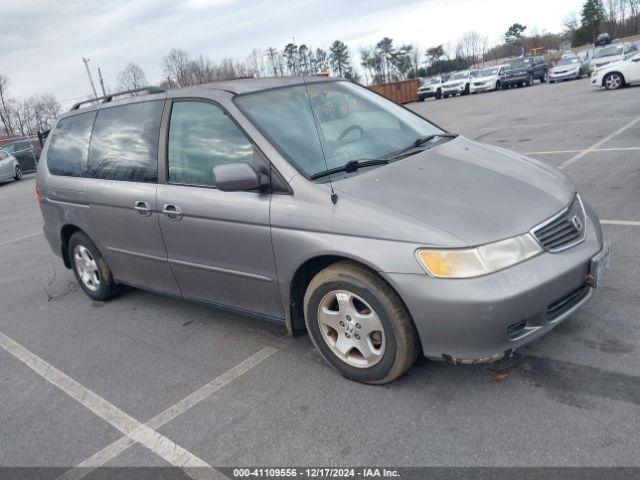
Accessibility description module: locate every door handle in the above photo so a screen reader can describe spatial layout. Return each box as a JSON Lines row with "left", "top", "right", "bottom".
{"left": 162, "top": 204, "right": 183, "bottom": 220}
{"left": 134, "top": 201, "right": 152, "bottom": 216}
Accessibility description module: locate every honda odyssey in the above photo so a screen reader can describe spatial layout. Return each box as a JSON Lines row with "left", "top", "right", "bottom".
{"left": 36, "top": 78, "right": 610, "bottom": 384}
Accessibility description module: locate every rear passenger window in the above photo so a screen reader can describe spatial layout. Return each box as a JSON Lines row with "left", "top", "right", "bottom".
{"left": 87, "top": 101, "right": 163, "bottom": 183}
{"left": 47, "top": 111, "right": 96, "bottom": 177}
{"left": 167, "top": 101, "right": 254, "bottom": 187}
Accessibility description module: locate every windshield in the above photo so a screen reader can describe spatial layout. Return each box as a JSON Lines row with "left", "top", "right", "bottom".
{"left": 449, "top": 72, "right": 468, "bottom": 80}
{"left": 479, "top": 67, "right": 500, "bottom": 76}
{"left": 509, "top": 58, "right": 532, "bottom": 68}
{"left": 236, "top": 81, "right": 443, "bottom": 178}
{"left": 421, "top": 77, "right": 439, "bottom": 85}
{"left": 594, "top": 45, "right": 623, "bottom": 58}
{"left": 556, "top": 57, "right": 580, "bottom": 66}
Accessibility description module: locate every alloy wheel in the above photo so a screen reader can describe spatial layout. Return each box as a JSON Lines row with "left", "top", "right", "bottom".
{"left": 605, "top": 74, "right": 622, "bottom": 90}
{"left": 73, "top": 245, "right": 100, "bottom": 292}
{"left": 317, "top": 290, "right": 386, "bottom": 368}
{"left": 15, "top": 166, "right": 22, "bottom": 179}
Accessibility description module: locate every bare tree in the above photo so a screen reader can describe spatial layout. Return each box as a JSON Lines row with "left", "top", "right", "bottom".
{"left": 0, "top": 74, "right": 14, "bottom": 135}
{"left": 117, "top": 63, "right": 148, "bottom": 93}
{"left": 456, "top": 31, "right": 483, "bottom": 67}
{"left": 162, "top": 49, "right": 193, "bottom": 87}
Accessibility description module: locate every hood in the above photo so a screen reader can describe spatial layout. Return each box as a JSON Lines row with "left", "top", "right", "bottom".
{"left": 474, "top": 75, "right": 497, "bottom": 81}
{"left": 503, "top": 68, "right": 529, "bottom": 76}
{"left": 443, "top": 79, "right": 466, "bottom": 86}
{"left": 331, "top": 136, "right": 575, "bottom": 247}
{"left": 551, "top": 64, "right": 579, "bottom": 73}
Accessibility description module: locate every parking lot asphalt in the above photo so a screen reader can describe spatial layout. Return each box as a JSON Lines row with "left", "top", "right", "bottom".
{"left": 1, "top": 78, "right": 639, "bottom": 474}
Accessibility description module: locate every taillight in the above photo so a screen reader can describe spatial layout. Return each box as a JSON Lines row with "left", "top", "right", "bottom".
{"left": 36, "top": 185, "right": 43, "bottom": 204}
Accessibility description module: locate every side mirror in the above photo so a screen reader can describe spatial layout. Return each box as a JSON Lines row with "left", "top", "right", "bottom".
{"left": 213, "top": 163, "right": 268, "bottom": 192}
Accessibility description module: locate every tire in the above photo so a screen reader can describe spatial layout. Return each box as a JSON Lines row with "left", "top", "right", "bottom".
{"left": 68, "top": 232, "right": 119, "bottom": 301}
{"left": 549, "top": 80, "right": 555, "bottom": 84}
{"left": 14, "top": 165, "right": 22, "bottom": 181}
{"left": 435, "top": 90, "right": 442, "bottom": 100}
{"left": 604, "top": 72, "right": 624, "bottom": 90}
{"left": 303, "top": 261, "right": 419, "bottom": 384}
{"left": 443, "top": 94, "right": 449, "bottom": 99}
{"left": 526, "top": 74, "right": 533, "bottom": 87}
{"left": 495, "top": 81, "right": 501, "bottom": 91}
{"left": 463, "top": 84, "right": 470, "bottom": 95}
{"left": 419, "top": 97, "right": 425, "bottom": 102}
{"left": 540, "top": 71, "right": 547, "bottom": 83}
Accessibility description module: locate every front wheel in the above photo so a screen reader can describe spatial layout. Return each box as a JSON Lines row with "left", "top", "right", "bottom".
{"left": 435, "top": 90, "right": 442, "bottom": 100}
{"left": 604, "top": 72, "right": 624, "bottom": 90}
{"left": 14, "top": 165, "right": 22, "bottom": 181}
{"left": 68, "top": 232, "right": 119, "bottom": 301}
{"left": 304, "top": 261, "right": 419, "bottom": 384}
{"left": 495, "top": 81, "right": 501, "bottom": 91}
{"left": 526, "top": 74, "right": 533, "bottom": 86}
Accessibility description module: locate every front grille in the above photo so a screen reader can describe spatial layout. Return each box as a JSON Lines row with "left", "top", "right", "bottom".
{"left": 531, "top": 195, "right": 586, "bottom": 252}
{"left": 547, "top": 285, "right": 590, "bottom": 321}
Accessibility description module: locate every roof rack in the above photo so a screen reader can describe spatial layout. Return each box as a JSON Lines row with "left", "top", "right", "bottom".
{"left": 70, "top": 86, "right": 165, "bottom": 111}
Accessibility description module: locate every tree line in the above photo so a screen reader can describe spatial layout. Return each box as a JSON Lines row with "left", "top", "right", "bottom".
{"left": 566, "top": 0, "right": 640, "bottom": 46}
{"left": 0, "top": 74, "right": 60, "bottom": 138}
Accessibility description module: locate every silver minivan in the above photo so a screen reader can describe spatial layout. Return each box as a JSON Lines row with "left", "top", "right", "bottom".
{"left": 36, "top": 78, "right": 609, "bottom": 384}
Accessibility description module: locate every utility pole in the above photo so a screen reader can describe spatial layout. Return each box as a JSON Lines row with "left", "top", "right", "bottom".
{"left": 265, "top": 47, "right": 279, "bottom": 77}
{"left": 81, "top": 57, "right": 99, "bottom": 99}
{"left": 97, "top": 68, "right": 107, "bottom": 97}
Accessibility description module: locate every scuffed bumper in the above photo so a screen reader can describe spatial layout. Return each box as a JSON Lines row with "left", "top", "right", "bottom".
{"left": 383, "top": 205, "right": 605, "bottom": 362}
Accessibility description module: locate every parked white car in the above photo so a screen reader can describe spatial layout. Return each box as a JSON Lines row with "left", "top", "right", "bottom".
{"left": 590, "top": 42, "right": 639, "bottom": 71}
{"left": 470, "top": 65, "right": 507, "bottom": 93}
{"left": 0, "top": 150, "right": 23, "bottom": 183}
{"left": 549, "top": 56, "right": 584, "bottom": 83}
{"left": 591, "top": 51, "right": 640, "bottom": 90}
{"left": 441, "top": 70, "right": 477, "bottom": 97}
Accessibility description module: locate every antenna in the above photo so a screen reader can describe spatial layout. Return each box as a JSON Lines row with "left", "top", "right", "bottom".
{"left": 297, "top": 37, "right": 338, "bottom": 205}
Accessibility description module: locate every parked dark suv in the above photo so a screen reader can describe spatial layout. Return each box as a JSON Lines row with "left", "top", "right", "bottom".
{"left": 501, "top": 56, "right": 548, "bottom": 88}
{"left": 0, "top": 138, "right": 41, "bottom": 172}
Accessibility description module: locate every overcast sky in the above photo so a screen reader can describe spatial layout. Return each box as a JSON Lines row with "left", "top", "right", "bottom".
{"left": 1, "top": 0, "right": 583, "bottom": 107}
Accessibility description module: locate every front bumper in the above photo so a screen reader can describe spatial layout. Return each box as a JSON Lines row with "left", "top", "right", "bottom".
{"left": 418, "top": 90, "right": 437, "bottom": 99}
{"left": 442, "top": 85, "right": 465, "bottom": 95}
{"left": 550, "top": 70, "right": 580, "bottom": 81}
{"left": 383, "top": 204, "right": 605, "bottom": 363}
{"left": 470, "top": 83, "right": 494, "bottom": 93}
{"left": 502, "top": 75, "right": 528, "bottom": 86}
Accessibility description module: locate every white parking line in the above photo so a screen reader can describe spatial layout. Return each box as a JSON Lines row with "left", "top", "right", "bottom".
{"left": 62, "top": 345, "right": 278, "bottom": 479}
{"left": 601, "top": 220, "right": 640, "bottom": 226}
{"left": 0, "top": 231, "right": 41, "bottom": 247}
{"left": 0, "top": 331, "right": 274, "bottom": 479}
{"left": 559, "top": 116, "right": 640, "bottom": 170}
{"left": 525, "top": 147, "right": 640, "bottom": 155}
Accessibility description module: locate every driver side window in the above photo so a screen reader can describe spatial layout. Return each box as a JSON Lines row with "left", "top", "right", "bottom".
{"left": 168, "top": 101, "right": 254, "bottom": 187}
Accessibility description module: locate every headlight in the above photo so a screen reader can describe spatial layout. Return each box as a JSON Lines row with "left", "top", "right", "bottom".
{"left": 416, "top": 233, "right": 542, "bottom": 278}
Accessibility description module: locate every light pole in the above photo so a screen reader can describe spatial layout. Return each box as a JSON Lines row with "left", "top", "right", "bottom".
{"left": 82, "top": 57, "right": 99, "bottom": 99}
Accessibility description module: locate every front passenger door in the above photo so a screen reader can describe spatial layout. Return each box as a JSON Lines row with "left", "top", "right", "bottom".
{"left": 156, "top": 100, "right": 283, "bottom": 318}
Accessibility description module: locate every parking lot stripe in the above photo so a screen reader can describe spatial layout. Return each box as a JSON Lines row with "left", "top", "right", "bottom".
{"left": 559, "top": 116, "right": 640, "bottom": 170}
{"left": 0, "top": 231, "right": 41, "bottom": 247}
{"left": 0, "top": 331, "right": 220, "bottom": 479}
{"left": 62, "top": 345, "right": 278, "bottom": 479}
{"left": 601, "top": 220, "right": 640, "bottom": 226}
{"left": 525, "top": 147, "right": 640, "bottom": 155}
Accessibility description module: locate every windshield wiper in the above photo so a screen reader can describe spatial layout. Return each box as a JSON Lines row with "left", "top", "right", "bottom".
{"left": 310, "top": 158, "right": 389, "bottom": 180}
{"left": 412, "top": 133, "right": 458, "bottom": 148}
{"left": 385, "top": 133, "right": 459, "bottom": 161}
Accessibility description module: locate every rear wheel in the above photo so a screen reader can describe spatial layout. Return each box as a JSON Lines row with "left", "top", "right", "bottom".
{"left": 304, "top": 261, "right": 418, "bottom": 384}
{"left": 495, "top": 81, "right": 501, "bottom": 91}
{"left": 604, "top": 72, "right": 624, "bottom": 90}
{"left": 14, "top": 165, "right": 22, "bottom": 181}
{"left": 68, "top": 232, "right": 119, "bottom": 301}
{"left": 526, "top": 74, "right": 533, "bottom": 86}
{"left": 435, "top": 89, "right": 442, "bottom": 100}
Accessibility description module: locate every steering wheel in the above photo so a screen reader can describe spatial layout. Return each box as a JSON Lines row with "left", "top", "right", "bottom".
{"left": 337, "top": 125, "right": 364, "bottom": 145}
